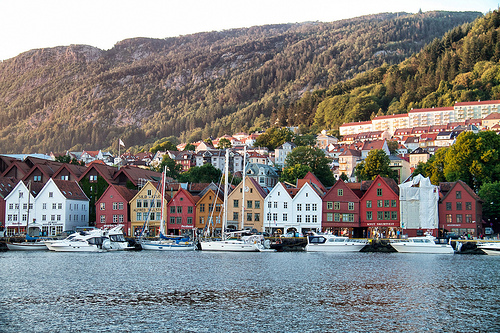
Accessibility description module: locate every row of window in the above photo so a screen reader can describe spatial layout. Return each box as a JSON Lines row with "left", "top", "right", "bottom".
{"left": 100, "top": 214, "right": 125, "bottom": 223}
{"left": 198, "top": 204, "right": 219, "bottom": 213}
{"left": 266, "top": 213, "right": 319, "bottom": 223}
{"left": 8, "top": 203, "right": 85, "bottom": 210}
{"left": 100, "top": 202, "right": 125, "bottom": 210}
{"left": 136, "top": 199, "right": 162, "bottom": 208}
{"left": 326, "top": 213, "right": 355, "bottom": 222}
{"left": 445, "top": 214, "right": 474, "bottom": 223}
{"left": 233, "top": 212, "right": 260, "bottom": 221}
{"left": 7, "top": 214, "right": 86, "bottom": 222}
{"left": 169, "top": 217, "right": 193, "bottom": 225}
{"left": 266, "top": 202, "right": 318, "bottom": 211}
{"left": 366, "top": 211, "right": 398, "bottom": 220}
{"left": 233, "top": 200, "right": 261, "bottom": 209}
{"left": 445, "top": 202, "right": 473, "bottom": 211}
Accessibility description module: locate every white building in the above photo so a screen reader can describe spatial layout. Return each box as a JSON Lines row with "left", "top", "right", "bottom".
{"left": 34, "top": 179, "right": 90, "bottom": 236}
{"left": 4, "top": 181, "right": 38, "bottom": 236}
{"left": 264, "top": 182, "right": 322, "bottom": 235}
{"left": 274, "top": 142, "right": 296, "bottom": 167}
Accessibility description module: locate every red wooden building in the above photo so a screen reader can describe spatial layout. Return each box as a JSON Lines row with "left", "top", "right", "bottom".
{"left": 166, "top": 187, "right": 198, "bottom": 236}
{"left": 95, "top": 185, "right": 137, "bottom": 236}
{"left": 359, "top": 175, "right": 400, "bottom": 238}
{"left": 322, "top": 179, "right": 363, "bottom": 237}
{"left": 438, "top": 181, "right": 483, "bottom": 238}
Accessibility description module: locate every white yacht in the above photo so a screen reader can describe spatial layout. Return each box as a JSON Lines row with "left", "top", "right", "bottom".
{"left": 141, "top": 236, "right": 196, "bottom": 251}
{"left": 305, "top": 234, "right": 368, "bottom": 252}
{"left": 44, "top": 227, "right": 131, "bottom": 252}
{"left": 103, "top": 226, "right": 133, "bottom": 251}
{"left": 6, "top": 241, "right": 48, "bottom": 251}
{"left": 477, "top": 242, "right": 500, "bottom": 255}
{"left": 390, "top": 235, "right": 454, "bottom": 254}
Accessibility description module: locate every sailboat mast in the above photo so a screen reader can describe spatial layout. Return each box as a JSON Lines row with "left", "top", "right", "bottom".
{"left": 160, "top": 166, "right": 166, "bottom": 236}
{"left": 240, "top": 146, "right": 246, "bottom": 230}
{"left": 26, "top": 180, "right": 31, "bottom": 235}
{"left": 223, "top": 149, "right": 229, "bottom": 238}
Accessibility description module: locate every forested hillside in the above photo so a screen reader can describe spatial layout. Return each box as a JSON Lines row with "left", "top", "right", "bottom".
{"left": 308, "top": 10, "right": 500, "bottom": 130}
{"left": 0, "top": 11, "right": 481, "bottom": 153}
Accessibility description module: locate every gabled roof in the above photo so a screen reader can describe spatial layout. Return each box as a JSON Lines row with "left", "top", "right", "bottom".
{"left": 52, "top": 163, "right": 87, "bottom": 180}
{"left": 439, "top": 180, "right": 482, "bottom": 202}
{"left": 360, "top": 175, "right": 399, "bottom": 197}
{"left": 1, "top": 160, "right": 32, "bottom": 178}
{"left": 300, "top": 172, "right": 326, "bottom": 193}
{"left": 104, "top": 185, "right": 138, "bottom": 203}
{"left": 246, "top": 176, "right": 269, "bottom": 198}
{"left": 52, "top": 179, "right": 89, "bottom": 201}
{"left": 410, "top": 147, "right": 429, "bottom": 155}
{"left": 170, "top": 187, "right": 199, "bottom": 206}
{"left": 361, "top": 140, "right": 386, "bottom": 151}
{"left": 0, "top": 177, "right": 18, "bottom": 198}
{"left": 483, "top": 112, "right": 500, "bottom": 120}
{"left": 324, "top": 178, "right": 363, "bottom": 200}
{"left": 112, "top": 165, "right": 162, "bottom": 186}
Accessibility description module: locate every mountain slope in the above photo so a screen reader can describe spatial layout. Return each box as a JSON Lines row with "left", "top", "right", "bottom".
{"left": 0, "top": 11, "right": 481, "bottom": 153}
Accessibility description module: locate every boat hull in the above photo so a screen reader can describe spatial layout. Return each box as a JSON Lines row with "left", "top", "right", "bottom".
{"left": 141, "top": 241, "right": 195, "bottom": 251}
{"left": 390, "top": 243, "right": 454, "bottom": 254}
{"left": 44, "top": 241, "right": 104, "bottom": 252}
{"left": 199, "top": 240, "right": 262, "bottom": 252}
{"left": 305, "top": 243, "right": 366, "bottom": 252}
{"left": 6, "top": 242, "right": 48, "bottom": 251}
{"left": 477, "top": 243, "right": 500, "bottom": 255}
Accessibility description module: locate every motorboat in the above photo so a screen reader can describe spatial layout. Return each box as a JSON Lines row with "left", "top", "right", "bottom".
{"left": 44, "top": 229, "right": 107, "bottom": 252}
{"left": 199, "top": 233, "right": 264, "bottom": 252}
{"left": 103, "top": 226, "right": 133, "bottom": 251}
{"left": 141, "top": 236, "right": 195, "bottom": 251}
{"left": 6, "top": 241, "right": 48, "bottom": 251}
{"left": 477, "top": 242, "right": 500, "bottom": 255}
{"left": 305, "top": 234, "right": 368, "bottom": 252}
{"left": 390, "top": 235, "right": 454, "bottom": 254}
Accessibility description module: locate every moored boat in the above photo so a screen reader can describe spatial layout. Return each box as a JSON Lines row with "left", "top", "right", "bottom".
{"left": 44, "top": 229, "right": 107, "bottom": 252}
{"left": 6, "top": 241, "right": 48, "bottom": 251}
{"left": 477, "top": 242, "right": 500, "bottom": 255}
{"left": 305, "top": 234, "right": 368, "bottom": 252}
{"left": 390, "top": 235, "right": 454, "bottom": 254}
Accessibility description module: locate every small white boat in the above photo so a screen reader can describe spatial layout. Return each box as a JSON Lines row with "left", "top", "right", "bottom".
{"left": 103, "top": 226, "right": 133, "bottom": 251}
{"left": 477, "top": 242, "right": 500, "bottom": 255}
{"left": 390, "top": 236, "right": 454, "bottom": 254}
{"left": 305, "top": 234, "right": 368, "bottom": 252}
{"left": 6, "top": 241, "right": 48, "bottom": 251}
{"left": 141, "top": 236, "right": 195, "bottom": 251}
{"left": 199, "top": 234, "right": 264, "bottom": 252}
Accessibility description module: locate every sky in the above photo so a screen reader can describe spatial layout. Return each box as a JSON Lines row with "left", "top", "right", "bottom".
{"left": 0, "top": 0, "right": 498, "bottom": 61}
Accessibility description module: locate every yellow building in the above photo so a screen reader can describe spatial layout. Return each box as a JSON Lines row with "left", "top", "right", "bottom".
{"left": 227, "top": 176, "right": 267, "bottom": 232}
{"left": 195, "top": 186, "right": 224, "bottom": 235}
{"left": 129, "top": 181, "right": 166, "bottom": 237}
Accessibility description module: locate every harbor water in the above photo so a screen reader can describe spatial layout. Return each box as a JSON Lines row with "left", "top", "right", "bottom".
{"left": 0, "top": 251, "right": 499, "bottom": 332}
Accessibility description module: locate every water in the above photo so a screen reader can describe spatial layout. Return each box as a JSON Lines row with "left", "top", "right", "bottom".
{"left": 0, "top": 251, "right": 499, "bottom": 333}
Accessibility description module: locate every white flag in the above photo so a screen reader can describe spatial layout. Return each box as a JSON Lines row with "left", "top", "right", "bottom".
{"left": 119, "top": 139, "right": 125, "bottom": 147}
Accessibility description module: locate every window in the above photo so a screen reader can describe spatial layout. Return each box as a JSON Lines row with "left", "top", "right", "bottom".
{"left": 136, "top": 212, "right": 142, "bottom": 221}
{"left": 446, "top": 202, "right": 452, "bottom": 210}
{"left": 297, "top": 204, "right": 302, "bottom": 211}
{"left": 23, "top": 203, "right": 27, "bottom": 210}
{"left": 247, "top": 200, "right": 252, "bottom": 209}
{"left": 312, "top": 203, "right": 317, "bottom": 211}
{"left": 305, "top": 215, "right": 311, "bottom": 223}
{"left": 52, "top": 203, "right": 57, "bottom": 210}
{"left": 255, "top": 201, "right": 260, "bottom": 209}
{"left": 327, "top": 213, "right": 333, "bottom": 221}
{"left": 22, "top": 214, "right": 27, "bottom": 222}
{"left": 268, "top": 201, "right": 272, "bottom": 208}
{"left": 89, "top": 175, "right": 97, "bottom": 182}
{"left": 42, "top": 215, "right": 46, "bottom": 221}
{"left": 61, "top": 175, "right": 69, "bottom": 180}
{"left": 187, "top": 217, "right": 193, "bottom": 225}
{"left": 377, "top": 200, "right": 383, "bottom": 208}
{"left": 233, "top": 200, "right": 239, "bottom": 208}
{"left": 446, "top": 214, "right": 453, "bottom": 223}
{"left": 233, "top": 212, "right": 239, "bottom": 220}
{"left": 49, "top": 192, "right": 53, "bottom": 198}
{"left": 118, "top": 202, "right": 124, "bottom": 210}
{"left": 143, "top": 200, "right": 148, "bottom": 208}
{"left": 170, "top": 217, "right": 175, "bottom": 224}
{"left": 456, "top": 191, "right": 461, "bottom": 199}
{"left": 377, "top": 211, "right": 383, "bottom": 220}
{"left": 199, "top": 204, "right": 205, "bottom": 212}
{"left": 366, "top": 201, "right": 372, "bottom": 208}
{"left": 176, "top": 217, "right": 182, "bottom": 224}
{"left": 456, "top": 214, "right": 463, "bottom": 223}
{"left": 267, "top": 212, "right": 271, "bottom": 221}
{"left": 113, "top": 202, "right": 118, "bottom": 210}
{"left": 305, "top": 204, "right": 311, "bottom": 211}
{"left": 377, "top": 188, "right": 383, "bottom": 196}
{"left": 334, "top": 213, "right": 340, "bottom": 222}
{"left": 348, "top": 202, "right": 354, "bottom": 210}
{"left": 297, "top": 215, "right": 302, "bottom": 223}
{"left": 327, "top": 202, "right": 333, "bottom": 210}
{"left": 282, "top": 213, "right": 287, "bottom": 222}
{"left": 156, "top": 200, "right": 161, "bottom": 208}
{"left": 177, "top": 206, "right": 182, "bottom": 213}
{"left": 273, "top": 202, "right": 278, "bottom": 209}
{"left": 119, "top": 215, "right": 124, "bottom": 223}
{"left": 147, "top": 189, "right": 152, "bottom": 196}
{"left": 384, "top": 200, "right": 390, "bottom": 207}
{"left": 465, "top": 202, "right": 472, "bottom": 210}
{"left": 283, "top": 202, "right": 287, "bottom": 209}
{"left": 8, "top": 203, "right": 13, "bottom": 210}
{"left": 170, "top": 206, "right": 175, "bottom": 214}
{"left": 384, "top": 211, "right": 390, "bottom": 220}
{"left": 57, "top": 215, "right": 61, "bottom": 221}
{"left": 465, "top": 214, "right": 472, "bottom": 223}
{"left": 19, "top": 192, "right": 23, "bottom": 198}
{"left": 391, "top": 200, "right": 397, "bottom": 207}
{"left": 216, "top": 204, "right": 222, "bottom": 212}
{"left": 247, "top": 213, "right": 252, "bottom": 221}
{"left": 456, "top": 202, "right": 462, "bottom": 210}
{"left": 337, "top": 189, "right": 343, "bottom": 196}
{"left": 273, "top": 213, "right": 278, "bottom": 221}
{"left": 367, "top": 211, "right": 372, "bottom": 220}
{"left": 156, "top": 212, "right": 161, "bottom": 221}
{"left": 254, "top": 213, "right": 260, "bottom": 221}
{"left": 334, "top": 202, "right": 340, "bottom": 210}
{"left": 137, "top": 200, "right": 142, "bottom": 208}
{"left": 199, "top": 217, "right": 205, "bottom": 225}
{"left": 188, "top": 206, "right": 193, "bottom": 214}
{"left": 34, "top": 175, "right": 41, "bottom": 182}
{"left": 113, "top": 215, "right": 118, "bottom": 223}
{"left": 143, "top": 212, "right": 148, "bottom": 221}
{"left": 391, "top": 211, "right": 397, "bottom": 220}
{"left": 100, "top": 203, "right": 105, "bottom": 210}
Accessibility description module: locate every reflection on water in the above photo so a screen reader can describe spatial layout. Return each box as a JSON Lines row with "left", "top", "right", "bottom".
{"left": 0, "top": 251, "right": 499, "bottom": 332}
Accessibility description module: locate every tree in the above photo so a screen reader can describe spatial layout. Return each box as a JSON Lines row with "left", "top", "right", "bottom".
{"left": 184, "top": 143, "right": 196, "bottom": 151}
{"left": 355, "top": 149, "right": 398, "bottom": 182}
{"left": 217, "top": 138, "right": 232, "bottom": 149}
{"left": 280, "top": 164, "right": 312, "bottom": 185}
{"left": 284, "top": 146, "right": 335, "bottom": 187}
{"left": 158, "top": 155, "right": 182, "bottom": 179}
{"left": 387, "top": 141, "right": 399, "bottom": 155}
{"left": 253, "top": 127, "right": 293, "bottom": 150}
{"left": 150, "top": 141, "right": 177, "bottom": 154}
{"left": 293, "top": 134, "right": 317, "bottom": 147}
{"left": 177, "top": 163, "right": 222, "bottom": 183}
{"left": 339, "top": 172, "right": 349, "bottom": 182}
{"left": 478, "top": 181, "right": 500, "bottom": 226}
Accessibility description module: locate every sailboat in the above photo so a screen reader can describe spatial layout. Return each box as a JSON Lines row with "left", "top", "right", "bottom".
{"left": 199, "top": 149, "right": 263, "bottom": 252}
{"left": 140, "top": 167, "right": 195, "bottom": 251}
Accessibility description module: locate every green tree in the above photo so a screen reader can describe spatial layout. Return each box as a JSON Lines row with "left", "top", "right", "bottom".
{"left": 293, "top": 134, "right": 317, "bottom": 147}
{"left": 355, "top": 149, "right": 398, "bottom": 182}
{"left": 339, "top": 172, "right": 349, "bottom": 182}
{"left": 478, "top": 181, "right": 500, "bottom": 225}
{"left": 387, "top": 141, "right": 399, "bottom": 155}
{"left": 54, "top": 155, "right": 71, "bottom": 163}
{"left": 254, "top": 127, "right": 294, "bottom": 150}
{"left": 158, "top": 155, "right": 183, "bottom": 179}
{"left": 284, "top": 146, "right": 335, "bottom": 186}
{"left": 184, "top": 143, "right": 196, "bottom": 151}
{"left": 217, "top": 138, "right": 232, "bottom": 149}
{"left": 150, "top": 141, "right": 177, "bottom": 154}
{"left": 177, "top": 163, "right": 222, "bottom": 183}
{"left": 280, "top": 164, "right": 312, "bottom": 185}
